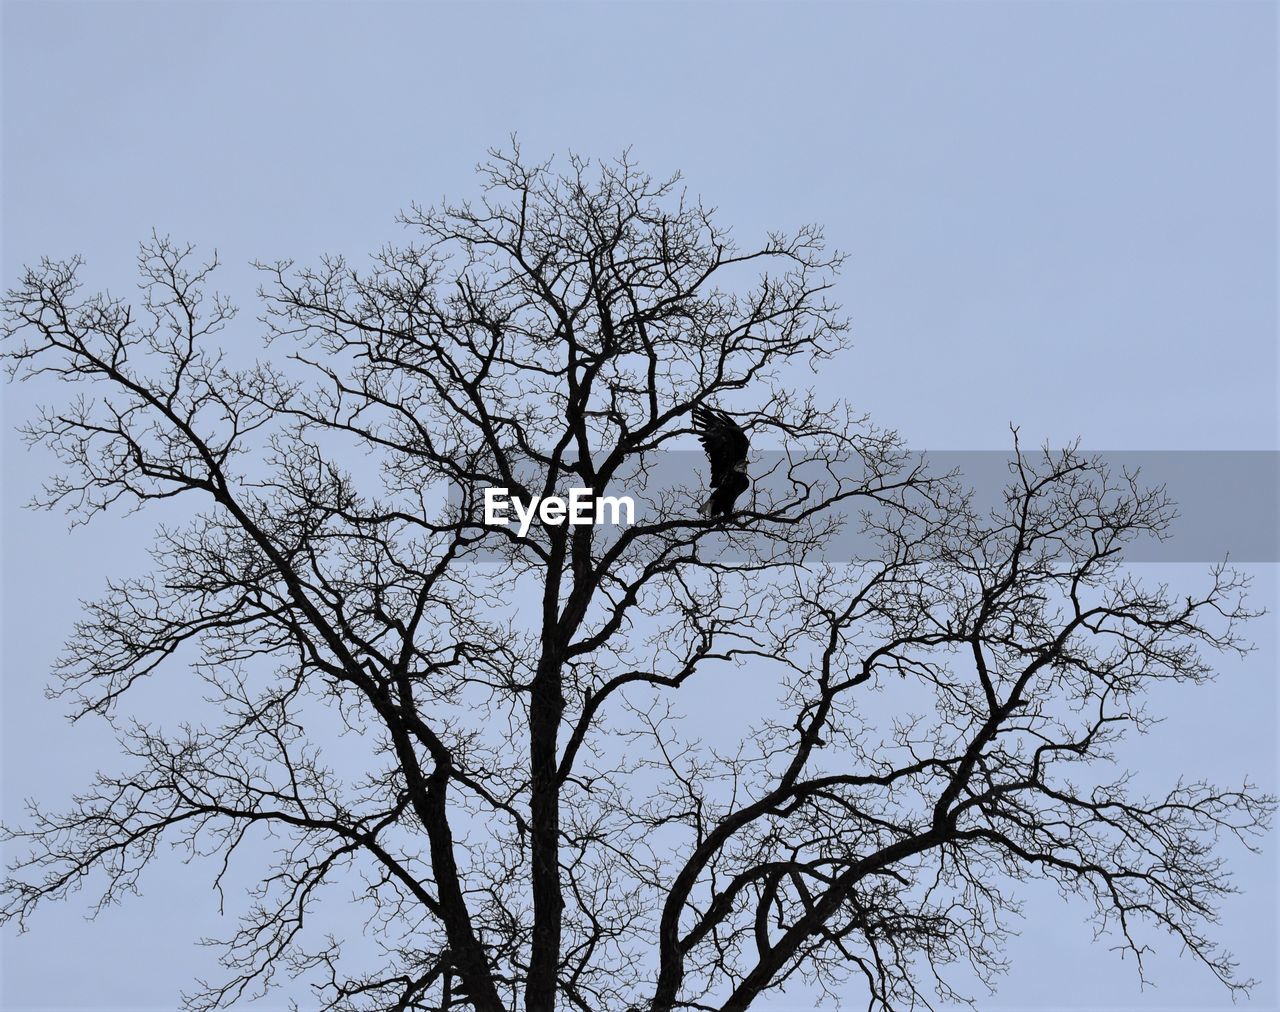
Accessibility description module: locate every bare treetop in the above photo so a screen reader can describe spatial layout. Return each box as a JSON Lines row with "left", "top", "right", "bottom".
{"left": 1, "top": 145, "right": 1272, "bottom": 1012}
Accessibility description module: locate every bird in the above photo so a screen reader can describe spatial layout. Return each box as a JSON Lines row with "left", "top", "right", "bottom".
{"left": 692, "top": 404, "right": 751, "bottom": 517}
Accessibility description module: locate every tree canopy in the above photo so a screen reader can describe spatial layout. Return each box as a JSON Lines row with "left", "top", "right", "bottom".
{"left": 1, "top": 146, "right": 1272, "bottom": 1012}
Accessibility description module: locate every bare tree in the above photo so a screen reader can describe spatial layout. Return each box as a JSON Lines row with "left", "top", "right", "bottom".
{"left": 1, "top": 146, "right": 1272, "bottom": 1012}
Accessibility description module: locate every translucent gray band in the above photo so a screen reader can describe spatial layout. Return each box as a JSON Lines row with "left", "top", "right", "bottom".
{"left": 448, "top": 450, "right": 1279, "bottom": 563}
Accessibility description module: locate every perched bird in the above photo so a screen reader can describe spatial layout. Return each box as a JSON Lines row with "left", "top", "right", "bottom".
{"left": 692, "top": 404, "right": 751, "bottom": 517}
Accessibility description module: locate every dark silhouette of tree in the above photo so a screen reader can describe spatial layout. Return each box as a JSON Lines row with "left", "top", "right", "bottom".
{"left": 1, "top": 145, "right": 1273, "bottom": 1012}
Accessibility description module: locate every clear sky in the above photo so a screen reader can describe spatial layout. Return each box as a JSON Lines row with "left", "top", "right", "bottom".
{"left": 2, "top": 2, "right": 1276, "bottom": 1010}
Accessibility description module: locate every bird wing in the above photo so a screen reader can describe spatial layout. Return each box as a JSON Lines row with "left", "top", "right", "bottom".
{"left": 692, "top": 405, "right": 750, "bottom": 487}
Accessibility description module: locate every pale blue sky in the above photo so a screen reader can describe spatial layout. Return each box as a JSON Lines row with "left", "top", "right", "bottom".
{"left": 2, "top": 2, "right": 1277, "bottom": 1009}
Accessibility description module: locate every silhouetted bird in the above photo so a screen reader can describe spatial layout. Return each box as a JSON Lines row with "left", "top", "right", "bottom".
{"left": 693, "top": 404, "right": 750, "bottom": 517}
